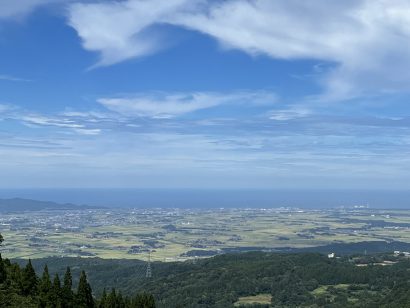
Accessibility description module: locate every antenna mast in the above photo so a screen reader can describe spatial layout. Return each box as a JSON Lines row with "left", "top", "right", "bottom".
{"left": 145, "top": 250, "right": 152, "bottom": 278}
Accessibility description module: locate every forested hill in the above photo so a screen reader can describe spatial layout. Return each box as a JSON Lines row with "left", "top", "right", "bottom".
{"left": 139, "top": 252, "right": 410, "bottom": 307}
{"left": 0, "top": 255, "right": 156, "bottom": 307}
{"left": 0, "top": 234, "right": 155, "bottom": 307}
{"left": 25, "top": 251, "right": 410, "bottom": 308}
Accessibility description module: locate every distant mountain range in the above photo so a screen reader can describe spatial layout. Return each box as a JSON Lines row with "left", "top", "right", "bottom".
{"left": 0, "top": 198, "right": 101, "bottom": 212}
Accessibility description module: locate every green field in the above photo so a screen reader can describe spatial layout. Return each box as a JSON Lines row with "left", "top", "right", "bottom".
{"left": 1, "top": 207, "right": 410, "bottom": 260}
{"left": 234, "top": 294, "right": 272, "bottom": 306}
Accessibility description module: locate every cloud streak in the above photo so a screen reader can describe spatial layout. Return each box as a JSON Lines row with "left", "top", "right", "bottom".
{"left": 98, "top": 91, "right": 277, "bottom": 118}
{"left": 2, "top": 94, "right": 410, "bottom": 188}
{"left": 0, "top": 74, "right": 31, "bottom": 82}
{"left": 67, "top": 0, "right": 410, "bottom": 100}
{"left": 269, "top": 107, "right": 312, "bottom": 121}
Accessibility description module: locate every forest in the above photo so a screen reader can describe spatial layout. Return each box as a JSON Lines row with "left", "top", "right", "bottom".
{"left": 3, "top": 230, "right": 410, "bottom": 307}
{"left": 134, "top": 252, "right": 410, "bottom": 307}
{"left": 0, "top": 234, "right": 155, "bottom": 307}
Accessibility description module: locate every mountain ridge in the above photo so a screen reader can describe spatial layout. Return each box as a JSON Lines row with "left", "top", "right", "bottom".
{"left": 0, "top": 198, "right": 102, "bottom": 212}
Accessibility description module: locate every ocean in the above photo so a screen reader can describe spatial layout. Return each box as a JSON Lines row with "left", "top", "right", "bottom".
{"left": 0, "top": 188, "right": 409, "bottom": 209}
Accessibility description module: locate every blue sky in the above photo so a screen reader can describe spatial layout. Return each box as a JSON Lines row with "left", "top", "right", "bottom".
{"left": 1, "top": 0, "right": 410, "bottom": 189}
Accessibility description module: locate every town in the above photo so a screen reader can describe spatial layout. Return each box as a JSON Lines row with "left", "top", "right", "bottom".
{"left": 1, "top": 207, "right": 410, "bottom": 261}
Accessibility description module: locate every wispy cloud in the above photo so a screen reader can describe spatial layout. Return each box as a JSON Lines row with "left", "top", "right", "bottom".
{"left": 0, "top": 0, "right": 66, "bottom": 20}
{"left": 66, "top": 0, "right": 410, "bottom": 101}
{"left": 172, "top": 0, "right": 410, "bottom": 101}
{"left": 21, "top": 114, "right": 105, "bottom": 136}
{"left": 6, "top": 0, "right": 410, "bottom": 102}
{"left": 67, "top": 0, "right": 196, "bottom": 68}
{"left": 0, "top": 74, "right": 32, "bottom": 82}
{"left": 269, "top": 107, "right": 312, "bottom": 121}
{"left": 98, "top": 91, "right": 277, "bottom": 118}
{"left": 2, "top": 97, "right": 410, "bottom": 188}
{"left": 72, "top": 128, "right": 101, "bottom": 135}
{"left": 22, "top": 115, "right": 84, "bottom": 129}
{"left": 0, "top": 104, "right": 15, "bottom": 114}
{"left": 0, "top": 107, "right": 104, "bottom": 136}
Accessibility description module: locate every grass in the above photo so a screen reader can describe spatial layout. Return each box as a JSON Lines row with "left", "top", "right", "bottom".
{"left": 234, "top": 294, "right": 272, "bottom": 306}
{"left": 311, "top": 284, "right": 351, "bottom": 296}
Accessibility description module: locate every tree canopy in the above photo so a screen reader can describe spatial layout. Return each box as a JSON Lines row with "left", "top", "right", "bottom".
{"left": 0, "top": 233, "right": 156, "bottom": 308}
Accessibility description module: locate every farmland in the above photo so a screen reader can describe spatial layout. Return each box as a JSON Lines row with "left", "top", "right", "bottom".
{"left": 1, "top": 206, "right": 410, "bottom": 261}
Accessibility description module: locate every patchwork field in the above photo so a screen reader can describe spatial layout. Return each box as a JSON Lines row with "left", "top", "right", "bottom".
{"left": 1, "top": 207, "right": 410, "bottom": 260}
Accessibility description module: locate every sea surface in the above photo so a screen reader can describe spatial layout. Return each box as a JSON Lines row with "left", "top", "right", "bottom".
{"left": 0, "top": 188, "right": 409, "bottom": 209}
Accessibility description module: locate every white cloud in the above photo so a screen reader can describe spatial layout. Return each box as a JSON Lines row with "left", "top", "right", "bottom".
{"left": 0, "top": 74, "right": 31, "bottom": 82}
{"left": 3, "top": 98, "right": 410, "bottom": 188}
{"left": 98, "top": 91, "right": 277, "bottom": 118}
{"left": 20, "top": 114, "right": 102, "bottom": 135}
{"left": 173, "top": 0, "right": 410, "bottom": 100}
{"left": 0, "top": 104, "right": 14, "bottom": 114}
{"left": 67, "top": 0, "right": 410, "bottom": 100}
{"left": 22, "top": 115, "right": 84, "bottom": 128}
{"left": 72, "top": 128, "right": 101, "bottom": 135}
{"left": 68, "top": 0, "right": 197, "bottom": 67}
{"left": 60, "top": 110, "right": 109, "bottom": 118}
{"left": 269, "top": 107, "right": 311, "bottom": 121}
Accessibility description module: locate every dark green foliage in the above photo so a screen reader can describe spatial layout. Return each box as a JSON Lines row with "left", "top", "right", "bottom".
{"left": 271, "top": 272, "right": 314, "bottom": 306}
{"left": 77, "top": 270, "right": 94, "bottom": 308}
{"left": 97, "top": 288, "right": 155, "bottom": 308}
{"left": 0, "top": 254, "right": 7, "bottom": 283}
{"left": 0, "top": 259, "right": 156, "bottom": 308}
{"left": 16, "top": 251, "right": 410, "bottom": 307}
{"left": 106, "top": 288, "right": 117, "bottom": 307}
{"left": 98, "top": 288, "right": 108, "bottom": 308}
{"left": 38, "top": 265, "right": 52, "bottom": 307}
{"left": 0, "top": 233, "right": 156, "bottom": 308}
{"left": 51, "top": 274, "right": 62, "bottom": 308}
{"left": 122, "top": 252, "right": 410, "bottom": 308}
{"left": 62, "top": 266, "right": 74, "bottom": 307}
{"left": 131, "top": 293, "right": 156, "bottom": 308}
{"left": 22, "top": 259, "right": 37, "bottom": 296}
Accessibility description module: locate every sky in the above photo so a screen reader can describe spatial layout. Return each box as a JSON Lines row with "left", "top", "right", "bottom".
{"left": 1, "top": 0, "right": 410, "bottom": 190}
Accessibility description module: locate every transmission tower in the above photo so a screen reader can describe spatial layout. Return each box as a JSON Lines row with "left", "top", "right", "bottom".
{"left": 145, "top": 250, "right": 152, "bottom": 278}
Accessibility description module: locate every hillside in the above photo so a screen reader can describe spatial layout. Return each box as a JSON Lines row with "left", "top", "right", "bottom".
{"left": 22, "top": 251, "right": 410, "bottom": 308}
{"left": 132, "top": 252, "right": 410, "bottom": 308}
{"left": 0, "top": 234, "right": 155, "bottom": 307}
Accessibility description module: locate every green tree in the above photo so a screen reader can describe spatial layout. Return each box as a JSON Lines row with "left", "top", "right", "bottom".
{"left": 22, "top": 259, "right": 38, "bottom": 296}
{"left": 0, "top": 254, "right": 7, "bottom": 283}
{"left": 8, "top": 262, "right": 23, "bottom": 293}
{"left": 106, "top": 288, "right": 117, "bottom": 308}
{"left": 62, "top": 267, "right": 74, "bottom": 308}
{"left": 38, "top": 265, "right": 52, "bottom": 307}
{"left": 132, "top": 293, "right": 156, "bottom": 308}
{"left": 116, "top": 291, "right": 125, "bottom": 308}
{"left": 98, "top": 288, "right": 107, "bottom": 308}
{"left": 77, "top": 270, "right": 94, "bottom": 308}
{"left": 51, "top": 274, "right": 62, "bottom": 308}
